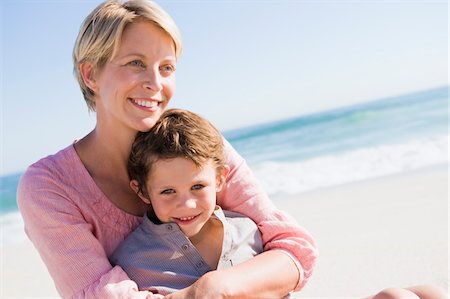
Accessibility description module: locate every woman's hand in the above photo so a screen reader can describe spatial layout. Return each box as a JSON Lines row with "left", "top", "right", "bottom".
{"left": 164, "top": 250, "right": 297, "bottom": 299}
{"left": 163, "top": 271, "right": 227, "bottom": 299}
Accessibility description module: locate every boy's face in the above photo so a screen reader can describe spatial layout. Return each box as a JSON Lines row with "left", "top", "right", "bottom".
{"left": 138, "top": 157, "right": 225, "bottom": 238}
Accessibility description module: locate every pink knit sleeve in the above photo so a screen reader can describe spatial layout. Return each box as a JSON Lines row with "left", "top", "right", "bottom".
{"left": 217, "top": 139, "right": 318, "bottom": 291}
{"left": 17, "top": 166, "right": 151, "bottom": 299}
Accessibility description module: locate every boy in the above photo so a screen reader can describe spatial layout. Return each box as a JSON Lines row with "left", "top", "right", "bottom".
{"left": 110, "top": 109, "right": 263, "bottom": 296}
{"left": 110, "top": 108, "right": 447, "bottom": 299}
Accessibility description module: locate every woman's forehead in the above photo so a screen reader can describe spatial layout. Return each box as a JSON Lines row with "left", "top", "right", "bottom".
{"left": 116, "top": 21, "right": 176, "bottom": 58}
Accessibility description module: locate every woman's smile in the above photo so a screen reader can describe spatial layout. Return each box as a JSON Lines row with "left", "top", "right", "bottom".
{"left": 129, "top": 97, "right": 162, "bottom": 112}
{"left": 93, "top": 21, "right": 176, "bottom": 132}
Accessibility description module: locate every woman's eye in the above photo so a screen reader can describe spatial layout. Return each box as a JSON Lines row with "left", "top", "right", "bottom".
{"left": 128, "top": 60, "right": 146, "bottom": 68}
{"left": 161, "top": 189, "right": 175, "bottom": 195}
{"left": 192, "top": 184, "right": 205, "bottom": 190}
{"left": 160, "top": 64, "right": 175, "bottom": 76}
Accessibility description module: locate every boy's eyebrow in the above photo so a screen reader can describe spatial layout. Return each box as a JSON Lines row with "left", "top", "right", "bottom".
{"left": 151, "top": 183, "right": 173, "bottom": 190}
{"left": 192, "top": 178, "right": 214, "bottom": 185}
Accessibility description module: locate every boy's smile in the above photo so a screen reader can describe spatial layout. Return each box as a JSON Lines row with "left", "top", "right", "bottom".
{"left": 141, "top": 158, "right": 224, "bottom": 239}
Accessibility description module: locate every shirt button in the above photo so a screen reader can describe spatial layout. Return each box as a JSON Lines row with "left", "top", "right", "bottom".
{"left": 166, "top": 224, "right": 173, "bottom": 231}
{"left": 196, "top": 261, "right": 204, "bottom": 268}
{"left": 182, "top": 244, "right": 189, "bottom": 250}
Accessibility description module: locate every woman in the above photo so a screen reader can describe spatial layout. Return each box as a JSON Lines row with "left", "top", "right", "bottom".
{"left": 17, "top": 1, "right": 317, "bottom": 298}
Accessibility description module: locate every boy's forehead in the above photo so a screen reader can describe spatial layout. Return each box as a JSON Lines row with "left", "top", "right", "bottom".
{"left": 148, "top": 157, "right": 217, "bottom": 181}
{"left": 151, "top": 157, "right": 213, "bottom": 170}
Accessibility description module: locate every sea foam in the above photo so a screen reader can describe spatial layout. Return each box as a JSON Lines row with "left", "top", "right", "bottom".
{"left": 1, "top": 211, "right": 26, "bottom": 245}
{"left": 252, "top": 134, "right": 448, "bottom": 197}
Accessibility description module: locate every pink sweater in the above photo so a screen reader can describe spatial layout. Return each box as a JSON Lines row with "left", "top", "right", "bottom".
{"left": 17, "top": 141, "right": 317, "bottom": 298}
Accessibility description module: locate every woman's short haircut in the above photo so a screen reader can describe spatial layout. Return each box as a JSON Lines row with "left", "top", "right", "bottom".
{"left": 73, "top": 0, "right": 182, "bottom": 111}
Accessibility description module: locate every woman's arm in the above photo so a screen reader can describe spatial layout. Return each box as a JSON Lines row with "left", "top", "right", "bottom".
{"left": 17, "top": 164, "right": 150, "bottom": 299}
{"left": 166, "top": 250, "right": 298, "bottom": 298}
{"left": 177, "top": 138, "right": 318, "bottom": 298}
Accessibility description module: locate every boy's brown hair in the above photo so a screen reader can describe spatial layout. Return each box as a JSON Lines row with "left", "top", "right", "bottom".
{"left": 128, "top": 108, "right": 225, "bottom": 197}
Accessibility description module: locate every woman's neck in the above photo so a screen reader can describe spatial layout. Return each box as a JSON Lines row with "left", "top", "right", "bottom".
{"left": 74, "top": 123, "right": 149, "bottom": 216}
{"left": 80, "top": 118, "right": 137, "bottom": 168}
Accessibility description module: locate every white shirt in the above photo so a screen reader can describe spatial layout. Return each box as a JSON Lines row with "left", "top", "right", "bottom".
{"left": 110, "top": 206, "right": 263, "bottom": 295}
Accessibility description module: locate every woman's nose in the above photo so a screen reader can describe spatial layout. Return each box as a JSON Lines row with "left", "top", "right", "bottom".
{"left": 142, "top": 68, "right": 163, "bottom": 92}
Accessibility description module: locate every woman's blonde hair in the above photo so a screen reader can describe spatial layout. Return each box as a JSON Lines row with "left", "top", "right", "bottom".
{"left": 73, "top": 0, "right": 182, "bottom": 111}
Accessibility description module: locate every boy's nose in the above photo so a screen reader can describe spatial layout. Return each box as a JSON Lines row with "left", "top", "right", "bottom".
{"left": 178, "top": 194, "right": 197, "bottom": 209}
{"left": 183, "top": 198, "right": 197, "bottom": 209}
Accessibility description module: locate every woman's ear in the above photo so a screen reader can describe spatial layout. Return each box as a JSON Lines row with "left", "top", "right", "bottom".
{"left": 130, "top": 180, "right": 151, "bottom": 204}
{"left": 216, "top": 165, "right": 230, "bottom": 192}
{"left": 79, "top": 62, "right": 98, "bottom": 93}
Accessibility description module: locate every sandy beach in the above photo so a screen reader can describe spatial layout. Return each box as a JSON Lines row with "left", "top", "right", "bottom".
{"left": 1, "top": 164, "right": 448, "bottom": 298}
{"left": 290, "top": 164, "right": 449, "bottom": 298}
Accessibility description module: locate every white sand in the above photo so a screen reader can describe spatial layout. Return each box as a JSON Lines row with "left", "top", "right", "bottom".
{"left": 284, "top": 164, "right": 449, "bottom": 298}
{"left": 1, "top": 165, "right": 448, "bottom": 298}
{"left": 1, "top": 239, "right": 59, "bottom": 298}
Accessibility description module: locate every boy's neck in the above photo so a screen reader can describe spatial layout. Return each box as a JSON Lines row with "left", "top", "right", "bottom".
{"left": 147, "top": 209, "right": 225, "bottom": 270}
{"left": 189, "top": 216, "right": 224, "bottom": 270}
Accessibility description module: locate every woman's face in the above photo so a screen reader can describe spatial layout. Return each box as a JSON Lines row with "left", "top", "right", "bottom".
{"left": 93, "top": 21, "right": 177, "bottom": 133}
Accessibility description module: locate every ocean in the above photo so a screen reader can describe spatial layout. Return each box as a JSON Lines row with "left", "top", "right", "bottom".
{"left": 1, "top": 86, "right": 448, "bottom": 245}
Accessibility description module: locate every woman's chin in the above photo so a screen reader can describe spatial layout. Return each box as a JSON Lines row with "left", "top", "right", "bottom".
{"left": 136, "top": 119, "right": 159, "bottom": 132}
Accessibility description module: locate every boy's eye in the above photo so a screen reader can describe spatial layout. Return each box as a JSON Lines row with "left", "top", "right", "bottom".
{"left": 161, "top": 189, "right": 175, "bottom": 195}
{"left": 128, "top": 60, "right": 146, "bottom": 68}
{"left": 191, "top": 184, "right": 205, "bottom": 190}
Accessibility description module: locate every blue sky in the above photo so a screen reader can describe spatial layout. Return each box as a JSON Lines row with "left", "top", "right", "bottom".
{"left": 1, "top": 0, "right": 448, "bottom": 175}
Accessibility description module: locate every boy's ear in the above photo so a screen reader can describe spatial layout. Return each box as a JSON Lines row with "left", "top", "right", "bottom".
{"left": 216, "top": 165, "right": 230, "bottom": 192}
{"left": 130, "top": 180, "right": 151, "bottom": 204}
{"left": 79, "top": 62, "right": 98, "bottom": 93}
